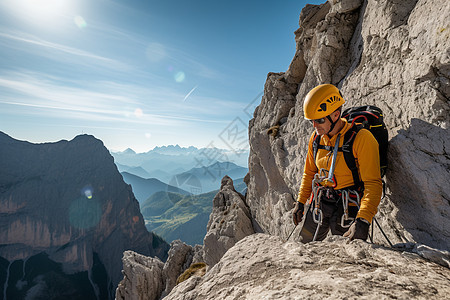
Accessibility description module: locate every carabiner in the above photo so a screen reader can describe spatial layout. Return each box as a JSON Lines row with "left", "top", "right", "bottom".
{"left": 340, "top": 214, "right": 354, "bottom": 228}
{"left": 313, "top": 207, "right": 323, "bottom": 225}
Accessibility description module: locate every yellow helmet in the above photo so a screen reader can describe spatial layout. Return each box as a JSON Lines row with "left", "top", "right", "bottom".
{"left": 303, "top": 84, "right": 345, "bottom": 120}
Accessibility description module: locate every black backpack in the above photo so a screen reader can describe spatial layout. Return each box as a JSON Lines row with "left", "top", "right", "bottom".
{"left": 312, "top": 105, "right": 388, "bottom": 189}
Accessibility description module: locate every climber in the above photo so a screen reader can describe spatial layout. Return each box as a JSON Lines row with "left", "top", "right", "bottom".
{"left": 292, "top": 84, "right": 383, "bottom": 242}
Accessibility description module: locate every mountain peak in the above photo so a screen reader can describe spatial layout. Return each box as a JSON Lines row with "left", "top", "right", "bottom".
{"left": 149, "top": 145, "right": 200, "bottom": 155}
{"left": 123, "top": 148, "right": 136, "bottom": 154}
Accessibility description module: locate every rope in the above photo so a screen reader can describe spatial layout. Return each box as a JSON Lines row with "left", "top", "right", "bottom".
{"left": 373, "top": 217, "right": 394, "bottom": 247}
{"left": 285, "top": 224, "right": 297, "bottom": 242}
{"left": 327, "top": 134, "right": 340, "bottom": 183}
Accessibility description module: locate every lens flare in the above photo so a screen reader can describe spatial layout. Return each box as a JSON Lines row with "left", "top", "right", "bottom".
{"left": 174, "top": 71, "right": 185, "bottom": 83}
{"left": 81, "top": 185, "right": 93, "bottom": 199}
{"left": 134, "top": 108, "right": 143, "bottom": 118}
{"left": 74, "top": 16, "right": 87, "bottom": 29}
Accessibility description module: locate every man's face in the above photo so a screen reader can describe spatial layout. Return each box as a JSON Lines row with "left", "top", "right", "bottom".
{"left": 311, "top": 117, "right": 331, "bottom": 135}
{"left": 310, "top": 110, "right": 339, "bottom": 135}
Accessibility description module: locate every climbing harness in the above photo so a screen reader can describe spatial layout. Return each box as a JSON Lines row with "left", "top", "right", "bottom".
{"left": 309, "top": 135, "right": 345, "bottom": 241}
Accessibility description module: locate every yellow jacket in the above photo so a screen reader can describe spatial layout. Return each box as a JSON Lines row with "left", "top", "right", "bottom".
{"left": 297, "top": 119, "right": 382, "bottom": 223}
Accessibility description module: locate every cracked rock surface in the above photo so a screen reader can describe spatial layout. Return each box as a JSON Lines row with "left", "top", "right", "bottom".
{"left": 247, "top": 0, "right": 450, "bottom": 250}
{"left": 165, "top": 234, "right": 450, "bottom": 300}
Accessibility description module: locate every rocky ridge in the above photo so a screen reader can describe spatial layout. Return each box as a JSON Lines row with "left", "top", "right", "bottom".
{"left": 116, "top": 0, "right": 450, "bottom": 299}
{"left": 203, "top": 176, "right": 256, "bottom": 267}
{"left": 165, "top": 234, "right": 450, "bottom": 300}
{"left": 115, "top": 176, "right": 252, "bottom": 299}
{"left": 116, "top": 241, "right": 204, "bottom": 300}
{"left": 0, "top": 133, "right": 169, "bottom": 298}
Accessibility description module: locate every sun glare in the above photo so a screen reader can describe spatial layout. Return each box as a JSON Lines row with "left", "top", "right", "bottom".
{"left": 22, "top": 0, "right": 67, "bottom": 15}
{"left": 6, "top": 0, "right": 72, "bottom": 25}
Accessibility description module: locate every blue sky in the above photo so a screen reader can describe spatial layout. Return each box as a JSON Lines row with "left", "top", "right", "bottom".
{"left": 0, "top": 0, "right": 323, "bottom": 153}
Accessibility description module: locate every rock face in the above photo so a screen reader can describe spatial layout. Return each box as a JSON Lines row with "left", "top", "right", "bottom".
{"left": 115, "top": 251, "right": 165, "bottom": 300}
{"left": 247, "top": 0, "right": 450, "bottom": 250}
{"left": 116, "top": 240, "right": 204, "bottom": 300}
{"left": 115, "top": 176, "right": 255, "bottom": 299}
{"left": 165, "top": 234, "right": 450, "bottom": 299}
{"left": 203, "top": 176, "right": 256, "bottom": 267}
{"left": 116, "top": 1, "right": 450, "bottom": 299}
{"left": 0, "top": 132, "right": 169, "bottom": 299}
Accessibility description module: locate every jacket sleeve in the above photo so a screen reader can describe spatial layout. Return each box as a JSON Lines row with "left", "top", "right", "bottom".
{"left": 297, "top": 132, "right": 318, "bottom": 204}
{"left": 353, "top": 129, "right": 383, "bottom": 223}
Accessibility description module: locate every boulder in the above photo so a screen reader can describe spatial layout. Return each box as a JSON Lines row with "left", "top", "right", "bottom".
{"left": 116, "top": 251, "right": 164, "bottom": 300}
{"left": 116, "top": 240, "right": 205, "bottom": 299}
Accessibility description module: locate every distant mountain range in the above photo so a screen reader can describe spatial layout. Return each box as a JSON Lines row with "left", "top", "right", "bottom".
{"left": 111, "top": 145, "right": 249, "bottom": 180}
{"left": 167, "top": 161, "right": 248, "bottom": 194}
{"left": 116, "top": 164, "right": 151, "bottom": 178}
{"left": 120, "top": 172, "right": 191, "bottom": 203}
{"left": 114, "top": 146, "right": 249, "bottom": 245}
{"left": 141, "top": 180, "right": 247, "bottom": 246}
{"left": 120, "top": 162, "right": 248, "bottom": 201}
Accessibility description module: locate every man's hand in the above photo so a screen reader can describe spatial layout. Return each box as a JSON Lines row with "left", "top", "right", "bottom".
{"left": 343, "top": 218, "right": 370, "bottom": 241}
{"left": 292, "top": 202, "right": 304, "bottom": 225}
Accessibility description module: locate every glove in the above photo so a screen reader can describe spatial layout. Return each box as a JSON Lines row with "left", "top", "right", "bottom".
{"left": 292, "top": 202, "right": 304, "bottom": 225}
{"left": 343, "top": 218, "right": 370, "bottom": 241}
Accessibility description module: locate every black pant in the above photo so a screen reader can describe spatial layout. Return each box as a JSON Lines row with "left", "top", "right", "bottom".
{"left": 300, "top": 200, "right": 359, "bottom": 243}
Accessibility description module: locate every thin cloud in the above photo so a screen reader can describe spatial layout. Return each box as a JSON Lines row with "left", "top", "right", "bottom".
{"left": 0, "top": 72, "right": 139, "bottom": 108}
{"left": 0, "top": 28, "right": 131, "bottom": 71}
{"left": 0, "top": 71, "right": 230, "bottom": 126}
{"left": 76, "top": 18, "right": 221, "bottom": 79}
{"left": 0, "top": 98, "right": 230, "bottom": 125}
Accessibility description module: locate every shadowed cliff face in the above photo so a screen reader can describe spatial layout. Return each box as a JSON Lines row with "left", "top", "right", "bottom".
{"left": 0, "top": 132, "right": 169, "bottom": 298}
{"left": 247, "top": 0, "right": 450, "bottom": 250}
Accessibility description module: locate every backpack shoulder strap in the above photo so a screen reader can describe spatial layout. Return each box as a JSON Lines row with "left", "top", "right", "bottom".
{"left": 312, "top": 133, "right": 324, "bottom": 165}
{"left": 342, "top": 125, "right": 363, "bottom": 189}
{"left": 312, "top": 133, "right": 319, "bottom": 161}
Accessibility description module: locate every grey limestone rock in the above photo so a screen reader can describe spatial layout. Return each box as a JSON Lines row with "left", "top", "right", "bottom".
{"left": 203, "top": 176, "right": 256, "bottom": 267}
{"left": 118, "top": 1, "right": 450, "bottom": 298}
{"left": 117, "top": 239, "right": 205, "bottom": 300}
{"left": 161, "top": 240, "right": 195, "bottom": 297}
{"left": 116, "top": 176, "right": 253, "bottom": 299}
{"left": 165, "top": 234, "right": 450, "bottom": 299}
{"left": 115, "top": 251, "right": 164, "bottom": 300}
{"left": 246, "top": 0, "right": 450, "bottom": 250}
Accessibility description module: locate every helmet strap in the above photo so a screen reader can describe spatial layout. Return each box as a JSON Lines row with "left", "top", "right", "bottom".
{"left": 326, "top": 115, "right": 337, "bottom": 134}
